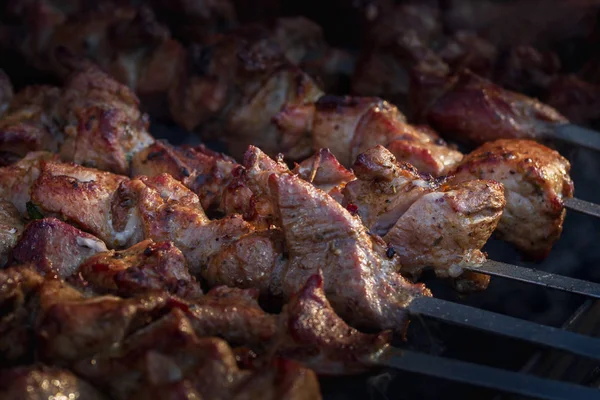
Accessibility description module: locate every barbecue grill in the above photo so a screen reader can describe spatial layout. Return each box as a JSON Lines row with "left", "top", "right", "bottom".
{"left": 3, "top": 1, "right": 600, "bottom": 399}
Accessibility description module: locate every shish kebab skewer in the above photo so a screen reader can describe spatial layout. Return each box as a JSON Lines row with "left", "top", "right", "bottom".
{"left": 0, "top": 66, "right": 599, "bottom": 297}
{"left": 0, "top": 227, "right": 597, "bottom": 399}
{"left": 3, "top": 153, "right": 600, "bottom": 370}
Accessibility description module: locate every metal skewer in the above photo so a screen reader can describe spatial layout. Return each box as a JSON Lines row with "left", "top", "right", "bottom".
{"left": 375, "top": 348, "right": 600, "bottom": 400}
{"left": 547, "top": 123, "right": 600, "bottom": 153}
{"left": 564, "top": 197, "right": 600, "bottom": 219}
{"left": 465, "top": 260, "right": 600, "bottom": 299}
{"left": 408, "top": 296, "right": 600, "bottom": 361}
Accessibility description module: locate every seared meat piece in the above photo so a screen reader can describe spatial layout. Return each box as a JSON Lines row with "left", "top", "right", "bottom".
{"left": 243, "top": 147, "right": 430, "bottom": 331}
{"left": 279, "top": 273, "right": 391, "bottom": 374}
{"left": 343, "top": 146, "right": 442, "bottom": 236}
{"left": 292, "top": 148, "right": 355, "bottom": 202}
{"left": 30, "top": 161, "right": 129, "bottom": 245}
{"left": 0, "top": 365, "right": 108, "bottom": 400}
{"left": 10, "top": 218, "right": 107, "bottom": 278}
{"left": 0, "top": 151, "right": 59, "bottom": 215}
{"left": 188, "top": 286, "right": 277, "bottom": 350}
{"left": 58, "top": 65, "right": 154, "bottom": 174}
{"left": 344, "top": 146, "right": 505, "bottom": 280}
{"left": 384, "top": 179, "right": 505, "bottom": 279}
{"left": 75, "top": 308, "right": 321, "bottom": 400}
{"left": 0, "top": 200, "right": 23, "bottom": 267}
{"left": 420, "top": 70, "right": 568, "bottom": 146}
{"left": 168, "top": 28, "right": 323, "bottom": 159}
{"left": 132, "top": 140, "right": 237, "bottom": 212}
{"left": 28, "top": 161, "right": 253, "bottom": 268}
{"left": 37, "top": 287, "right": 178, "bottom": 365}
{"left": 437, "top": 31, "right": 498, "bottom": 78}
{"left": 204, "top": 229, "right": 285, "bottom": 294}
{"left": 0, "top": 69, "right": 13, "bottom": 116}
{"left": 274, "top": 95, "right": 463, "bottom": 174}
{"left": 77, "top": 239, "right": 202, "bottom": 300}
{"left": 0, "top": 66, "right": 153, "bottom": 174}
{"left": 450, "top": 139, "right": 574, "bottom": 259}
{"left": 0, "top": 86, "right": 62, "bottom": 160}
{"left": 544, "top": 75, "right": 600, "bottom": 126}
{"left": 0, "top": 266, "right": 45, "bottom": 364}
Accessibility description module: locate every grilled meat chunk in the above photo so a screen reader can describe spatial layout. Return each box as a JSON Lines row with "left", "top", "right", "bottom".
{"left": 420, "top": 70, "right": 567, "bottom": 146}
{"left": 77, "top": 239, "right": 202, "bottom": 300}
{"left": 0, "top": 200, "right": 23, "bottom": 267}
{"left": 0, "top": 266, "right": 45, "bottom": 364}
{"left": 0, "top": 365, "right": 108, "bottom": 400}
{"left": 242, "top": 147, "right": 430, "bottom": 331}
{"left": 450, "top": 139, "right": 574, "bottom": 259}
{"left": 10, "top": 218, "right": 107, "bottom": 278}
{"left": 0, "top": 151, "right": 59, "bottom": 215}
{"left": 292, "top": 148, "right": 355, "bottom": 202}
{"left": 75, "top": 308, "right": 321, "bottom": 400}
{"left": 278, "top": 273, "right": 391, "bottom": 375}
{"left": 27, "top": 161, "right": 253, "bottom": 268}
{"left": 169, "top": 29, "right": 323, "bottom": 159}
{"left": 344, "top": 146, "right": 504, "bottom": 279}
{"left": 58, "top": 66, "right": 154, "bottom": 174}
{"left": 132, "top": 140, "right": 237, "bottom": 212}
{"left": 274, "top": 95, "right": 463, "bottom": 174}
{"left": 0, "top": 86, "right": 62, "bottom": 160}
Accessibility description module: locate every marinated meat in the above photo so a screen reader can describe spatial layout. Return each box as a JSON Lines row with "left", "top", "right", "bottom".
{"left": 29, "top": 162, "right": 253, "bottom": 268}
{"left": 344, "top": 146, "right": 505, "bottom": 279}
{"left": 421, "top": 70, "right": 568, "bottom": 146}
{"left": 10, "top": 218, "right": 107, "bottom": 278}
{"left": 0, "top": 200, "right": 23, "bottom": 267}
{"left": 0, "top": 365, "right": 108, "bottom": 400}
{"left": 132, "top": 140, "right": 237, "bottom": 212}
{"left": 292, "top": 148, "right": 355, "bottom": 202}
{"left": 274, "top": 95, "right": 463, "bottom": 174}
{"left": 450, "top": 139, "right": 574, "bottom": 259}
{"left": 77, "top": 239, "right": 202, "bottom": 300}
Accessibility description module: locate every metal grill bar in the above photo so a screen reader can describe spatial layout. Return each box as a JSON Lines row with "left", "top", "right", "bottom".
{"left": 376, "top": 348, "right": 600, "bottom": 400}
{"left": 564, "top": 197, "right": 600, "bottom": 219}
{"left": 408, "top": 297, "right": 600, "bottom": 361}
{"left": 465, "top": 260, "right": 600, "bottom": 299}
{"left": 548, "top": 123, "right": 600, "bottom": 153}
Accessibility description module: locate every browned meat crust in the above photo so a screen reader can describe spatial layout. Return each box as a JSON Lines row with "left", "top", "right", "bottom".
{"left": 10, "top": 218, "right": 107, "bottom": 278}
{"left": 0, "top": 365, "right": 108, "bottom": 400}
{"left": 450, "top": 139, "right": 574, "bottom": 259}
{"left": 344, "top": 145, "right": 505, "bottom": 282}
{"left": 421, "top": 70, "right": 567, "bottom": 146}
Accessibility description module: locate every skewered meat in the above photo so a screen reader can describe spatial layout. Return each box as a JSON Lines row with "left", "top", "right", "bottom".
{"left": 274, "top": 95, "right": 463, "bottom": 174}
{"left": 132, "top": 140, "right": 237, "bottom": 213}
{"left": 0, "top": 365, "right": 108, "bottom": 400}
{"left": 77, "top": 239, "right": 203, "bottom": 300}
{"left": 0, "top": 65, "right": 153, "bottom": 174}
{"left": 343, "top": 145, "right": 505, "bottom": 280}
{"left": 292, "top": 148, "right": 355, "bottom": 202}
{"left": 0, "top": 200, "right": 22, "bottom": 267}
{"left": 0, "top": 151, "right": 58, "bottom": 215}
{"left": 240, "top": 146, "right": 431, "bottom": 331}
{"left": 418, "top": 69, "right": 568, "bottom": 146}
{"left": 11, "top": 218, "right": 107, "bottom": 277}
{"left": 449, "top": 139, "right": 574, "bottom": 259}
{"left": 27, "top": 161, "right": 253, "bottom": 267}
{"left": 169, "top": 27, "right": 323, "bottom": 159}
{"left": 74, "top": 307, "right": 320, "bottom": 400}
